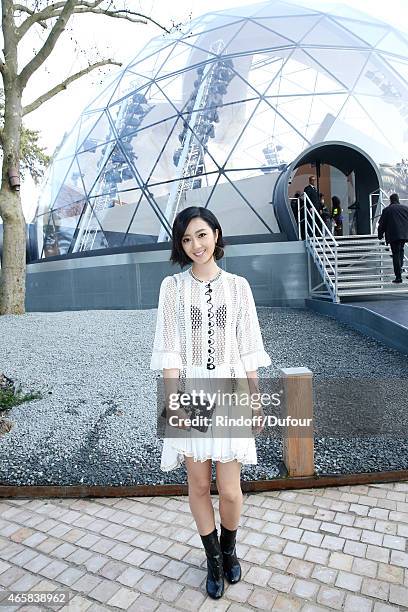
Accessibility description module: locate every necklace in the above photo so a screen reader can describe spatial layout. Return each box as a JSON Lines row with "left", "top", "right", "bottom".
{"left": 189, "top": 267, "right": 222, "bottom": 283}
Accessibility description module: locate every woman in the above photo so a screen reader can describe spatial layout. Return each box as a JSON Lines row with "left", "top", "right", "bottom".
{"left": 150, "top": 206, "right": 271, "bottom": 599}
{"left": 332, "top": 195, "right": 343, "bottom": 236}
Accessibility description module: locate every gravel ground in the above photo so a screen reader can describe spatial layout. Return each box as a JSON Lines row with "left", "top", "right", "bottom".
{"left": 1, "top": 307, "right": 408, "bottom": 486}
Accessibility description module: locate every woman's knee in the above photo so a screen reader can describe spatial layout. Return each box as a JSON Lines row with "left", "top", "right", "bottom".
{"left": 189, "top": 479, "right": 211, "bottom": 498}
{"left": 218, "top": 485, "right": 243, "bottom": 505}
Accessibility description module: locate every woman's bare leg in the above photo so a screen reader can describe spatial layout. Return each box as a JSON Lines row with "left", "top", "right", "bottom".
{"left": 215, "top": 460, "right": 243, "bottom": 530}
{"left": 185, "top": 457, "right": 215, "bottom": 535}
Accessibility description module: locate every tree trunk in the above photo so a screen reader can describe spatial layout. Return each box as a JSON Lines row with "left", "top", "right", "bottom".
{"left": 0, "top": 83, "right": 26, "bottom": 315}
{"left": 0, "top": 185, "right": 26, "bottom": 315}
{"left": 0, "top": 0, "right": 26, "bottom": 315}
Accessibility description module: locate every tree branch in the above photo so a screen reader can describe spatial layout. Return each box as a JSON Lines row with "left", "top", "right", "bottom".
{"left": 14, "top": 4, "right": 48, "bottom": 29}
{"left": 17, "top": 1, "right": 171, "bottom": 39}
{"left": 71, "top": 8, "right": 171, "bottom": 32}
{"left": 22, "top": 58, "right": 121, "bottom": 116}
{"left": 18, "top": 0, "right": 77, "bottom": 87}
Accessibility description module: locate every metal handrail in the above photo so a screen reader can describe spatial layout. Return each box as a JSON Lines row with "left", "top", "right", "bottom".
{"left": 301, "top": 193, "right": 339, "bottom": 302}
{"left": 369, "top": 188, "right": 390, "bottom": 234}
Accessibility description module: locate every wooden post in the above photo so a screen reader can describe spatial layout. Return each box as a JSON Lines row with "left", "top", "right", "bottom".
{"left": 280, "top": 367, "right": 314, "bottom": 477}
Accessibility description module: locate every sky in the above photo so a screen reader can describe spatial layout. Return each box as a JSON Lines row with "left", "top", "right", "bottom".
{"left": 13, "top": 0, "right": 408, "bottom": 221}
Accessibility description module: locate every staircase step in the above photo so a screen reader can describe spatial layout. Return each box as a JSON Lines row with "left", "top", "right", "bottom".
{"left": 336, "top": 279, "right": 405, "bottom": 288}
{"left": 313, "top": 245, "right": 390, "bottom": 252}
{"left": 333, "top": 265, "right": 394, "bottom": 272}
{"left": 315, "top": 257, "right": 393, "bottom": 265}
{"left": 327, "top": 273, "right": 396, "bottom": 281}
{"left": 338, "top": 286, "right": 408, "bottom": 297}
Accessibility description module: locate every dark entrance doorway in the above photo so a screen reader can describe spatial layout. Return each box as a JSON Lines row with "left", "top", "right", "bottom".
{"left": 273, "top": 141, "right": 381, "bottom": 240}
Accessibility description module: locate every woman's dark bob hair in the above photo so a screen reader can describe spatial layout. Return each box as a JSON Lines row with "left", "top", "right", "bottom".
{"left": 170, "top": 206, "right": 225, "bottom": 267}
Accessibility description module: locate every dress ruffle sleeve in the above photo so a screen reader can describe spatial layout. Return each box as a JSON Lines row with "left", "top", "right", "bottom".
{"left": 150, "top": 276, "right": 183, "bottom": 370}
{"left": 236, "top": 277, "right": 271, "bottom": 371}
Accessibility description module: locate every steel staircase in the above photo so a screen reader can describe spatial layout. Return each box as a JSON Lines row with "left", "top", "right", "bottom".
{"left": 311, "top": 234, "right": 408, "bottom": 301}
{"left": 297, "top": 193, "right": 408, "bottom": 303}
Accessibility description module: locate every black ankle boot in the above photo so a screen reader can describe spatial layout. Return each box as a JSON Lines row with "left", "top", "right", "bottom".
{"left": 200, "top": 527, "right": 224, "bottom": 599}
{"left": 220, "top": 524, "right": 241, "bottom": 584}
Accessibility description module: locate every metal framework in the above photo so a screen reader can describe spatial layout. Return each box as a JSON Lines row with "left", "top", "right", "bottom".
{"left": 34, "top": 1, "right": 408, "bottom": 259}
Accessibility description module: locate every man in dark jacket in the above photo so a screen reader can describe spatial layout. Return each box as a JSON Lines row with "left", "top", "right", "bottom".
{"left": 378, "top": 193, "right": 408, "bottom": 283}
{"left": 304, "top": 175, "right": 323, "bottom": 234}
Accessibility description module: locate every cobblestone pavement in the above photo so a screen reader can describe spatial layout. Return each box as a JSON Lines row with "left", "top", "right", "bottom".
{"left": 1, "top": 482, "right": 408, "bottom": 611}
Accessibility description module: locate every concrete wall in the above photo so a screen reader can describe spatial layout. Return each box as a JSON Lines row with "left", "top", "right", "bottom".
{"left": 26, "top": 241, "right": 308, "bottom": 311}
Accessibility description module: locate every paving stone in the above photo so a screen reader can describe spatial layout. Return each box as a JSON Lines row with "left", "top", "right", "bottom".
{"left": 291, "top": 578, "right": 319, "bottom": 599}
{"left": 198, "top": 599, "right": 230, "bottom": 612}
{"left": 299, "top": 519, "right": 321, "bottom": 532}
{"left": 390, "top": 550, "right": 408, "bottom": 568}
{"left": 159, "top": 559, "right": 189, "bottom": 580}
{"left": 335, "top": 570, "right": 363, "bottom": 592}
{"left": 377, "top": 563, "right": 404, "bottom": 584}
{"left": 71, "top": 573, "right": 103, "bottom": 595}
{"left": 282, "top": 541, "right": 307, "bottom": 559}
{"left": 343, "top": 540, "right": 367, "bottom": 558}
{"left": 55, "top": 566, "right": 85, "bottom": 586}
{"left": 23, "top": 553, "right": 51, "bottom": 573}
{"left": 179, "top": 566, "right": 206, "bottom": 588}
{"left": 128, "top": 594, "right": 159, "bottom": 611}
{"left": 66, "top": 595, "right": 93, "bottom": 611}
{"left": 82, "top": 554, "right": 108, "bottom": 573}
{"left": 175, "top": 587, "right": 205, "bottom": 610}
{"left": 97, "top": 559, "right": 127, "bottom": 580}
{"left": 247, "top": 586, "right": 278, "bottom": 609}
{"left": 373, "top": 604, "right": 401, "bottom": 612}
{"left": 88, "top": 578, "right": 121, "bottom": 603}
{"left": 361, "top": 577, "right": 390, "bottom": 601}
{"left": 317, "top": 586, "right": 345, "bottom": 610}
{"left": 223, "top": 581, "right": 253, "bottom": 602}
{"left": 301, "top": 531, "right": 324, "bottom": 547}
{"left": 117, "top": 566, "right": 145, "bottom": 587}
{"left": 286, "top": 559, "right": 314, "bottom": 578}
{"left": 311, "top": 565, "right": 337, "bottom": 585}
{"left": 155, "top": 580, "right": 184, "bottom": 602}
{"left": 361, "top": 530, "right": 384, "bottom": 546}
{"left": 265, "top": 553, "right": 290, "bottom": 571}
{"left": 320, "top": 522, "right": 341, "bottom": 535}
{"left": 366, "top": 545, "right": 390, "bottom": 563}
{"left": 320, "top": 535, "right": 345, "bottom": 551}
{"left": 328, "top": 552, "right": 353, "bottom": 571}
{"left": 65, "top": 548, "right": 93, "bottom": 565}
{"left": 52, "top": 543, "right": 77, "bottom": 559}
{"left": 304, "top": 546, "right": 330, "bottom": 565}
{"left": 244, "top": 547, "right": 269, "bottom": 564}
{"left": 352, "top": 557, "right": 378, "bottom": 578}
{"left": 39, "top": 560, "right": 69, "bottom": 580}
{"left": 343, "top": 593, "right": 373, "bottom": 612}
{"left": 383, "top": 535, "right": 406, "bottom": 551}
{"left": 136, "top": 574, "right": 164, "bottom": 595}
{"left": 388, "top": 584, "right": 408, "bottom": 606}
{"left": 270, "top": 593, "right": 302, "bottom": 611}
{"left": 12, "top": 573, "right": 42, "bottom": 591}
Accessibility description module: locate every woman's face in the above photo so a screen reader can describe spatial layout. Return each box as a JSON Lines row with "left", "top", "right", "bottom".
{"left": 181, "top": 217, "right": 219, "bottom": 264}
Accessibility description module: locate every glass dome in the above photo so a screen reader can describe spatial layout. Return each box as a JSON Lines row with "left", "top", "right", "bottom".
{"left": 35, "top": 0, "right": 408, "bottom": 258}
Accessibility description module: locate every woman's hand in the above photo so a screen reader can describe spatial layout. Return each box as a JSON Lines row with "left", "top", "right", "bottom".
{"left": 164, "top": 404, "right": 191, "bottom": 431}
{"left": 251, "top": 404, "right": 265, "bottom": 436}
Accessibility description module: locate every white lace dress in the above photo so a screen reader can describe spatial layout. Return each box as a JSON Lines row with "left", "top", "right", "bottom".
{"left": 150, "top": 267, "right": 271, "bottom": 471}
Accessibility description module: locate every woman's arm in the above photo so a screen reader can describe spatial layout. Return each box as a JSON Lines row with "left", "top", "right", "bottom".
{"left": 163, "top": 368, "right": 190, "bottom": 430}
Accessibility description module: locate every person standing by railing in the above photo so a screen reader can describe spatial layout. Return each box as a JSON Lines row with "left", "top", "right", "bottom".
{"left": 378, "top": 193, "right": 408, "bottom": 284}
{"left": 331, "top": 196, "right": 343, "bottom": 236}
{"left": 304, "top": 175, "right": 323, "bottom": 235}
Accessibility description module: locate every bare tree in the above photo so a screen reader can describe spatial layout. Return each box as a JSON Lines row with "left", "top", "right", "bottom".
{"left": 0, "top": 1, "right": 172, "bottom": 315}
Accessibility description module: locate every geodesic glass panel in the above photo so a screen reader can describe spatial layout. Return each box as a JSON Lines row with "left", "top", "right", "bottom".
{"left": 35, "top": 0, "right": 408, "bottom": 258}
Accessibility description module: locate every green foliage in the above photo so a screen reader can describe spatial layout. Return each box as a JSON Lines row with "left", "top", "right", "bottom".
{"left": 0, "top": 385, "right": 42, "bottom": 413}
{"left": 0, "top": 89, "right": 50, "bottom": 184}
